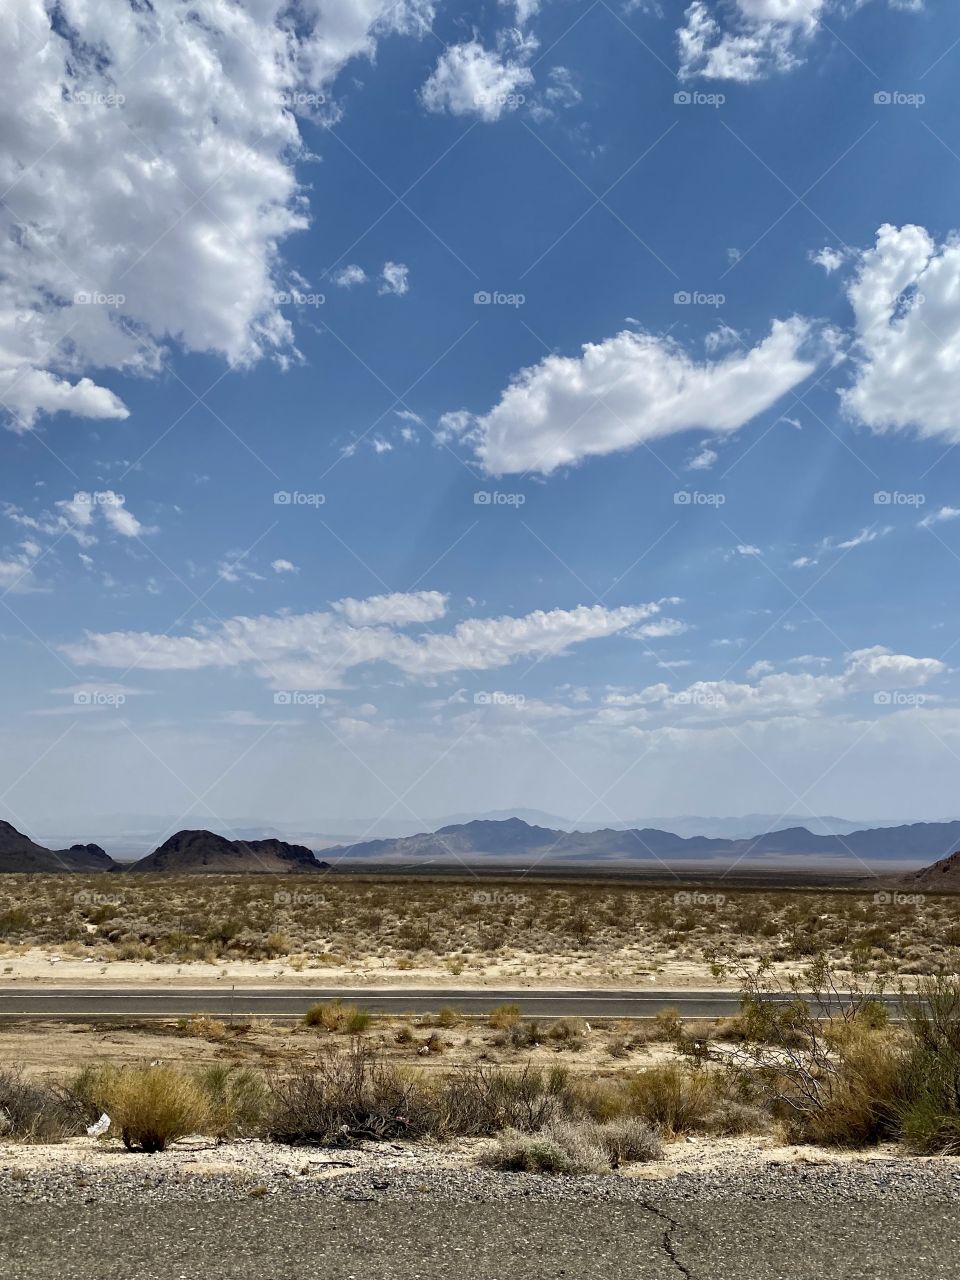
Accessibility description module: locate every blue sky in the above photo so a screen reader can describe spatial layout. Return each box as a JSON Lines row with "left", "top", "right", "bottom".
{"left": 3, "top": 0, "right": 960, "bottom": 839}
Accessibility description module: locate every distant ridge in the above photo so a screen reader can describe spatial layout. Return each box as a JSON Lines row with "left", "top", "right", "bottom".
{"left": 128, "top": 829, "right": 329, "bottom": 874}
{"left": 0, "top": 821, "right": 116, "bottom": 873}
{"left": 324, "top": 817, "right": 960, "bottom": 867}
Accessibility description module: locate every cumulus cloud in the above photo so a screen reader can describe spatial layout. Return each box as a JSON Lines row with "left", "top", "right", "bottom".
{"left": 839, "top": 225, "right": 960, "bottom": 443}
{"left": 0, "top": 0, "right": 432, "bottom": 431}
{"left": 810, "top": 246, "right": 848, "bottom": 274}
{"left": 616, "top": 645, "right": 944, "bottom": 724}
{"left": 678, "top": 0, "right": 912, "bottom": 82}
{"left": 6, "top": 490, "right": 148, "bottom": 548}
{"left": 61, "top": 596, "right": 670, "bottom": 690}
{"left": 331, "top": 590, "right": 448, "bottom": 626}
{"left": 379, "top": 262, "right": 411, "bottom": 296}
{"left": 686, "top": 444, "right": 719, "bottom": 471}
{"left": 420, "top": 36, "right": 535, "bottom": 122}
{"left": 332, "top": 265, "right": 368, "bottom": 288}
{"left": 271, "top": 559, "right": 299, "bottom": 574}
{"left": 439, "top": 318, "right": 816, "bottom": 475}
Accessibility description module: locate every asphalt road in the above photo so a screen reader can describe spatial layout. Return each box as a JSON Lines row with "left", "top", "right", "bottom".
{"left": 0, "top": 985, "right": 898, "bottom": 1019}
{"left": 1, "top": 1197, "right": 957, "bottom": 1279}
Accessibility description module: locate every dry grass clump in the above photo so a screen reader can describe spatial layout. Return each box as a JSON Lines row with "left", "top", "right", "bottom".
{"left": 481, "top": 1116, "right": 662, "bottom": 1174}
{"left": 488, "top": 1003, "right": 522, "bottom": 1030}
{"left": 0, "top": 1069, "right": 85, "bottom": 1142}
{"left": 303, "top": 1000, "right": 374, "bottom": 1034}
{"left": 178, "top": 1014, "right": 227, "bottom": 1041}
{"left": 79, "top": 1064, "right": 211, "bottom": 1152}
{"left": 627, "top": 1064, "right": 715, "bottom": 1135}
{"left": 198, "top": 1064, "right": 270, "bottom": 1140}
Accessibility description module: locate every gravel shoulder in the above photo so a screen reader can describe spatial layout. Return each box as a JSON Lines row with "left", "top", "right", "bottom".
{"left": 3, "top": 1139, "right": 960, "bottom": 1280}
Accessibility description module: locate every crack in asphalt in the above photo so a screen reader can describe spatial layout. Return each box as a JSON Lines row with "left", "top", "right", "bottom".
{"left": 638, "top": 1201, "right": 697, "bottom": 1280}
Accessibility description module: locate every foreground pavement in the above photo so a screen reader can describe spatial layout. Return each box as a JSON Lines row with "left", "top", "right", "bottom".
{"left": 2, "top": 1157, "right": 958, "bottom": 1279}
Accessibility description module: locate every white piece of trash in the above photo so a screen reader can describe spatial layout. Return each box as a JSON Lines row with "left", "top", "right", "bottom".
{"left": 87, "top": 1113, "right": 111, "bottom": 1137}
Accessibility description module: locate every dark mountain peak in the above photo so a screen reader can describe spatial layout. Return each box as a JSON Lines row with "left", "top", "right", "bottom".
{"left": 130, "top": 828, "right": 325, "bottom": 874}
{"left": 0, "top": 822, "right": 117, "bottom": 873}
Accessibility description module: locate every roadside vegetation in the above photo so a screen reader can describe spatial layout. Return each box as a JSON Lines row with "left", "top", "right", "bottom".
{"left": 1, "top": 872, "right": 957, "bottom": 983}
{"left": 5, "top": 963, "right": 960, "bottom": 1167}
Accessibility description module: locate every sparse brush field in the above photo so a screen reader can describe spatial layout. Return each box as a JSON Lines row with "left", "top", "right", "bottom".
{"left": 0, "top": 872, "right": 957, "bottom": 986}
{"left": 6, "top": 971, "right": 960, "bottom": 1165}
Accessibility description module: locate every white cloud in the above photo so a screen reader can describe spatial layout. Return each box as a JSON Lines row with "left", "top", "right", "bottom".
{"left": 61, "top": 596, "right": 670, "bottom": 690}
{"left": 678, "top": 0, "right": 913, "bottom": 82}
{"left": 0, "top": 0, "right": 432, "bottom": 430}
{"left": 686, "top": 444, "right": 718, "bottom": 471}
{"left": 920, "top": 506, "right": 960, "bottom": 529}
{"left": 529, "top": 66, "right": 582, "bottom": 122}
{"left": 735, "top": 543, "right": 763, "bottom": 557}
{"left": 500, "top": 0, "right": 540, "bottom": 23}
{"left": 839, "top": 225, "right": 960, "bottom": 443}
{"left": 99, "top": 492, "right": 144, "bottom": 538}
{"left": 827, "top": 525, "right": 891, "bottom": 552}
{"left": 271, "top": 559, "right": 299, "bottom": 574}
{"left": 440, "top": 318, "right": 816, "bottom": 475}
{"left": 6, "top": 490, "right": 148, "bottom": 551}
{"left": 379, "top": 262, "right": 410, "bottom": 296}
{"left": 332, "top": 265, "right": 368, "bottom": 288}
{"left": 619, "top": 645, "right": 944, "bottom": 723}
{"left": 420, "top": 38, "right": 535, "bottom": 123}
{"left": 810, "top": 246, "right": 848, "bottom": 274}
{"left": 0, "top": 541, "right": 42, "bottom": 594}
{"left": 332, "top": 590, "right": 448, "bottom": 626}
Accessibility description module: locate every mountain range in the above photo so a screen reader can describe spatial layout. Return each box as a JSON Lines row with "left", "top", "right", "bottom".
{"left": 33, "top": 810, "right": 924, "bottom": 853}
{"left": 3, "top": 815, "right": 960, "bottom": 874}
{"left": 323, "top": 816, "right": 960, "bottom": 868}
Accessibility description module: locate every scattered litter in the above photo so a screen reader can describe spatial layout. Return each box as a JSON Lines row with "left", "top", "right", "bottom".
{"left": 87, "top": 1113, "right": 111, "bottom": 1138}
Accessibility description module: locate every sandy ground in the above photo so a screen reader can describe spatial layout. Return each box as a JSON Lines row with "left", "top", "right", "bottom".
{"left": 0, "top": 1131, "right": 948, "bottom": 1183}
{"left": 0, "top": 946, "right": 765, "bottom": 989}
{"left": 0, "top": 1017, "right": 686, "bottom": 1079}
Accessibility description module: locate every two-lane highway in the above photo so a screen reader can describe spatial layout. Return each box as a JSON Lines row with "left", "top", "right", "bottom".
{"left": 0, "top": 985, "right": 901, "bottom": 1019}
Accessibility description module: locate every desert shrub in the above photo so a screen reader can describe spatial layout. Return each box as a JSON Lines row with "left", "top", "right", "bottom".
{"left": 0, "top": 1070, "right": 84, "bottom": 1143}
{"left": 482, "top": 1123, "right": 605, "bottom": 1174}
{"left": 481, "top": 1117, "right": 661, "bottom": 1175}
{"left": 488, "top": 1003, "right": 522, "bottom": 1030}
{"left": 199, "top": 1065, "right": 270, "bottom": 1140}
{"left": 547, "top": 1019, "right": 585, "bottom": 1050}
{"left": 627, "top": 1064, "right": 714, "bottom": 1135}
{"left": 438, "top": 1063, "right": 573, "bottom": 1136}
{"left": 653, "top": 1008, "right": 683, "bottom": 1043}
{"left": 303, "top": 1000, "right": 373, "bottom": 1034}
{"left": 269, "top": 1043, "right": 434, "bottom": 1144}
{"left": 776, "top": 1027, "right": 902, "bottom": 1146}
{"left": 178, "top": 1014, "right": 227, "bottom": 1041}
{"left": 570, "top": 1076, "right": 629, "bottom": 1122}
{"left": 895, "top": 974, "right": 960, "bottom": 1153}
{"left": 92, "top": 1065, "right": 211, "bottom": 1152}
{"left": 434, "top": 1007, "right": 460, "bottom": 1028}
{"left": 595, "top": 1115, "right": 663, "bottom": 1163}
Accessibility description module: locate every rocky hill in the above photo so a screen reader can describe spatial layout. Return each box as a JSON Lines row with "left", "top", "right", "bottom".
{"left": 0, "top": 821, "right": 116, "bottom": 873}
{"left": 128, "top": 829, "right": 328, "bottom": 874}
{"left": 901, "top": 849, "right": 960, "bottom": 891}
